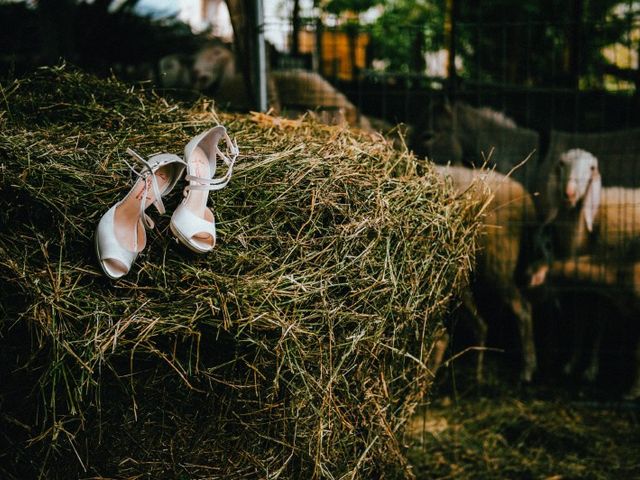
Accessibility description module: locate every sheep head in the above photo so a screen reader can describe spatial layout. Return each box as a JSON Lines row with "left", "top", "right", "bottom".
{"left": 158, "top": 54, "right": 192, "bottom": 89}
{"left": 192, "top": 42, "right": 234, "bottom": 92}
{"left": 549, "top": 149, "right": 602, "bottom": 232}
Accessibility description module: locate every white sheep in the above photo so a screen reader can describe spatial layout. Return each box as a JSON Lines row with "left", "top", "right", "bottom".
{"left": 533, "top": 148, "right": 640, "bottom": 397}
{"left": 435, "top": 165, "right": 538, "bottom": 382}
{"left": 191, "top": 42, "right": 282, "bottom": 113}
{"left": 530, "top": 255, "right": 640, "bottom": 399}
{"left": 417, "top": 103, "right": 539, "bottom": 190}
{"left": 189, "top": 42, "right": 373, "bottom": 130}
{"left": 543, "top": 149, "right": 640, "bottom": 259}
{"left": 158, "top": 53, "right": 192, "bottom": 89}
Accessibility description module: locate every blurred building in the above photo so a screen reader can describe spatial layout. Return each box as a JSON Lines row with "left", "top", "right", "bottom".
{"left": 298, "top": 28, "right": 369, "bottom": 80}
{"left": 176, "top": 0, "right": 234, "bottom": 39}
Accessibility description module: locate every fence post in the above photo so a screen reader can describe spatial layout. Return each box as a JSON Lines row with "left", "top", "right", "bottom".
{"left": 292, "top": 0, "right": 301, "bottom": 56}
{"left": 315, "top": 17, "right": 323, "bottom": 74}
{"left": 254, "top": 0, "right": 268, "bottom": 112}
{"left": 445, "top": 0, "right": 458, "bottom": 100}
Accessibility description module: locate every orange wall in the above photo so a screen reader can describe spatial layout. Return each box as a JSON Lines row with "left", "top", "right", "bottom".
{"left": 299, "top": 30, "right": 369, "bottom": 81}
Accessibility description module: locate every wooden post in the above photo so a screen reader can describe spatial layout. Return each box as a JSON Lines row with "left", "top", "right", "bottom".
{"left": 226, "top": 0, "right": 255, "bottom": 106}
{"left": 445, "top": 0, "right": 458, "bottom": 100}
{"left": 254, "top": 0, "right": 268, "bottom": 111}
{"left": 315, "top": 16, "right": 323, "bottom": 74}
{"left": 292, "top": 0, "right": 301, "bottom": 56}
{"left": 226, "top": 0, "right": 268, "bottom": 110}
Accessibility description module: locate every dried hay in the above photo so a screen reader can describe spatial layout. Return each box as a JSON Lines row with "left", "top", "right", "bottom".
{"left": 0, "top": 66, "right": 484, "bottom": 479}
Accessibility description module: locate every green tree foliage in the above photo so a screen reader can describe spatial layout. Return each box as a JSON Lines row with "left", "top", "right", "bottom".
{"left": 324, "top": 0, "right": 382, "bottom": 15}
{"left": 368, "top": 0, "right": 445, "bottom": 73}
{"left": 456, "top": 0, "right": 636, "bottom": 87}
{"left": 327, "top": 0, "right": 638, "bottom": 89}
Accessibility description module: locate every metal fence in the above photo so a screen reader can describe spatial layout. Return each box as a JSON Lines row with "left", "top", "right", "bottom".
{"left": 263, "top": 10, "right": 640, "bottom": 394}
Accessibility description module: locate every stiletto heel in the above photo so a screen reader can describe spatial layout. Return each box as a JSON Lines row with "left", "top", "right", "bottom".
{"left": 170, "top": 125, "right": 238, "bottom": 253}
{"left": 95, "top": 149, "right": 185, "bottom": 279}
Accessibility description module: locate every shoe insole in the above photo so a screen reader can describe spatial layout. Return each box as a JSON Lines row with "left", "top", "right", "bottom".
{"left": 183, "top": 145, "right": 215, "bottom": 246}
{"left": 113, "top": 164, "right": 171, "bottom": 253}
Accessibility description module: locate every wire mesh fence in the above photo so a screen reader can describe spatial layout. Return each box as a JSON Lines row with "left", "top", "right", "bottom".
{"left": 2, "top": 3, "right": 640, "bottom": 477}
{"left": 263, "top": 7, "right": 640, "bottom": 395}
{"left": 1, "top": 0, "right": 637, "bottom": 409}
{"left": 2, "top": 0, "right": 633, "bottom": 396}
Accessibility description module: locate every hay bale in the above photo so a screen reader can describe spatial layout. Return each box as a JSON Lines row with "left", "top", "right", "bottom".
{"left": 0, "top": 66, "right": 483, "bottom": 479}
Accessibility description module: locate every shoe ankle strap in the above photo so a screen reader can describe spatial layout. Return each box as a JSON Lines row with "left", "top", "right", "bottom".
{"left": 123, "top": 148, "right": 169, "bottom": 229}
{"left": 185, "top": 131, "right": 239, "bottom": 193}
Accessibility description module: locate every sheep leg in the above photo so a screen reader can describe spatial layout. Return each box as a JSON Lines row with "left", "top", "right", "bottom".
{"left": 563, "top": 314, "right": 584, "bottom": 376}
{"left": 461, "top": 288, "right": 488, "bottom": 383}
{"left": 427, "top": 325, "right": 449, "bottom": 378}
{"left": 509, "top": 287, "right": 536, "bottom": 382}
{"left": 543, "top": 256, "right": 616, "bottom": 379}
{"left": 623, "top": 337, "right": 640, "bottom": 400}
{"left": 583, "top": 320, "right": 603, "bottom": 382}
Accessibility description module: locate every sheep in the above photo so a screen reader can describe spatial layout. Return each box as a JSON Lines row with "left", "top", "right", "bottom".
{"left": 159, "top": 42, "right": 382, "bottom": 131}
{"left": 532, "top": 148, "right": 640, "bottom": 397}
{"left": 191, "top": 41, "right": 282, "bottom": 113}
{"left": 271, "top": 69, "right": 365, "bottom": 128}
{"left": 415, "top": 102, "right": 539, "bottom": 190}
{"left": 434, "top": 165, "right": 538, "bottom": 383}
{"left": 158, "top": 53, "right": 193, "bottom": 89}
{"left": 189, "top": 42, "right": 373, "bottom": 130}
{"left": 541, "top": 149, "right": 640, "bottom": 259}
{"left": 191, "top": 40, "right": 236, "bottom": 92}
{"left": 529, "top": 255, "right": 640, "bottom": 399}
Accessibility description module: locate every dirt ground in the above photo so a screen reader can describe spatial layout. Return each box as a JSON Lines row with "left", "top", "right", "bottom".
{"left": 408, "top": 360, "right": 640, "bottom": 480}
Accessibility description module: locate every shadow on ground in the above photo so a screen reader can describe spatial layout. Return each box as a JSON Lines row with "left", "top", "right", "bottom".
{"left": 408, "top": 358, "right": 640, "bottom": 480}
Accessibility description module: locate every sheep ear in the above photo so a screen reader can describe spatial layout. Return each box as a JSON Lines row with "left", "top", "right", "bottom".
{"left": 583, "top": 169, "right": 602, "bottom": 232}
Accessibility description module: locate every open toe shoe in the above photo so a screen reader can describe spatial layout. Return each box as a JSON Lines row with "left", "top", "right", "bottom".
{"left": 169, "top": 125, "right": 238, "bottom": 253}
{"left": 95, "top": 149, "right": 186, "bottom": 279}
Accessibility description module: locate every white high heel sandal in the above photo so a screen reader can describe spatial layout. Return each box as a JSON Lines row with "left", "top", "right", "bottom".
{"left": 170, "top": 125, "right": 238, "bottom": 253}
{"left": 95, "top": 149, "right": 186, "bottom": 279}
